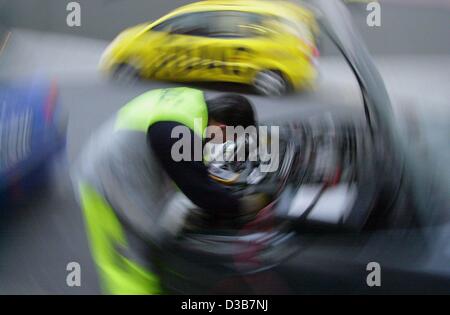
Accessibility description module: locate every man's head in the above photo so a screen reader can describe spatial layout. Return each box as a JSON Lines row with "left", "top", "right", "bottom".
{"left": 206, "top": 94, "right": 256, "bottom": 128}
{"left": 205, "top": 94, "right": 256, "bottom": 143}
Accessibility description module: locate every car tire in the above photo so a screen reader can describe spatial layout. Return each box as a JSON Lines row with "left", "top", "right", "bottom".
{"left": 112, "top": 63, "right": 141, "bottom": 84}
{"left": 252, "top": 70, "right": 290, "bottom": 96}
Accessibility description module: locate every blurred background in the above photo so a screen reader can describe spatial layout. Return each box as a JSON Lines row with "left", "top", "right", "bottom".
{"left": 0, "top": 0, "right": 449, "bottom": 294}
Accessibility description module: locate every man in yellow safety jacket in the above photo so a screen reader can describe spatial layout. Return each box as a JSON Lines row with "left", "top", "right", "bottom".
{"left": 72, "top": 87, "right": 265, "bottom": 294}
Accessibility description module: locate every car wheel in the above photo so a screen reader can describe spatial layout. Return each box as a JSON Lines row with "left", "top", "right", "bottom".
{"left": 112, "top": 63, "right": 140, "bottom": 84}
{"left": 252, "top": 70, "right": 290, "bottom": 96}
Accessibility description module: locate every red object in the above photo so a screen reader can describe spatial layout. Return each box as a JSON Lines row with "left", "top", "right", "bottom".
{"left": 44, "top": 81, "right": 58, "bottom": 122}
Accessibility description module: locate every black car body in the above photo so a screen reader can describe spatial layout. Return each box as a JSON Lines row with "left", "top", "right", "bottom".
{"left": 155, "top": 0, "right": 450, "bottom": 294}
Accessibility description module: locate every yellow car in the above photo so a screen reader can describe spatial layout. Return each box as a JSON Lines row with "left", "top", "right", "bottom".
{"left": 100, "top": 0, "right": 320, "bottom": 95}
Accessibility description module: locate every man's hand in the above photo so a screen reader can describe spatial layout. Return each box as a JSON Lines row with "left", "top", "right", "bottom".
{"left": 181, "top": 193, "right": 271, "bottom": 231}
{"left": 237, "top": 193, "right": 271, "bottom": 224}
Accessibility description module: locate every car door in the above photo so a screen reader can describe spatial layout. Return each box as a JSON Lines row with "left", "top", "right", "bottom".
{"left": 202, "top": 11, "right": 267, "bottom": 84}
{"left": 139, "top": 12, "right": 216, "bottom": 81}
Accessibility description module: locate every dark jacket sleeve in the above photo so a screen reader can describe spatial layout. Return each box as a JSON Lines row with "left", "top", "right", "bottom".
{"left": 148, "top": 121, "right": 241, "bottom": 216}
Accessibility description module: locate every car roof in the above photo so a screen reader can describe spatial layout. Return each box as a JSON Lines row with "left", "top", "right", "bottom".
{"left": 153, "top": 0, "right": 315, "bottom": 25}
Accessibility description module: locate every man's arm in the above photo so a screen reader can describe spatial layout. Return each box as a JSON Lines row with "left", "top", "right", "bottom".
{"left": 148, "top": 121, "right": 241, "bottom": 218}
